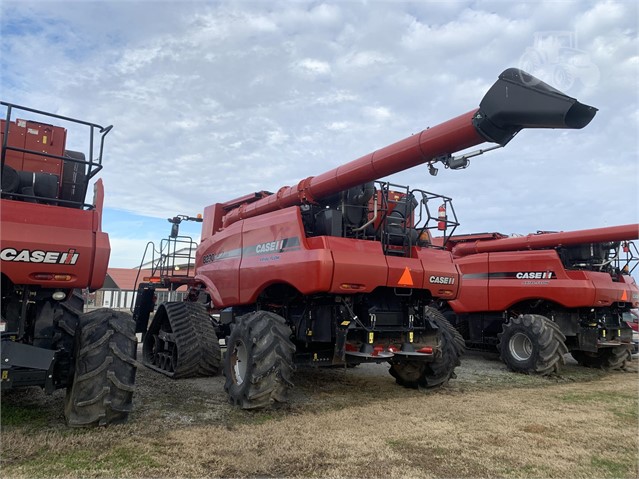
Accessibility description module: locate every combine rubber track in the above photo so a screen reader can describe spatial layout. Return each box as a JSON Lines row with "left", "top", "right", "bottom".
{"left": 142, "top": 302, "right": 222, "bottom": 379}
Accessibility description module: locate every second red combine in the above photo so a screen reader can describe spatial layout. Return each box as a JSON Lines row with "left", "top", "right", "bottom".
{"left": 134, "top": 69, "right": 597, "bottom": 408}
{"left": 436, "top": 225, "right": 638, "bottom": 374}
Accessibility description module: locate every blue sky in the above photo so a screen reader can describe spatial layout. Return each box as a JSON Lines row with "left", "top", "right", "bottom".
{"left": 1, "top": 0, "right": 637, "bottom": 267}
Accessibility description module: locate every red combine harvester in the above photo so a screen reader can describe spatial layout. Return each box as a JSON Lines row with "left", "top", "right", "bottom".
{"left": 436, "top": 225, "right": 638, "bottom": 374}
{"left": 133, "top": 68, "right": 596, "bottom": 408}
{"left": 1, "top": 102, "right": 136, "bottom": 426}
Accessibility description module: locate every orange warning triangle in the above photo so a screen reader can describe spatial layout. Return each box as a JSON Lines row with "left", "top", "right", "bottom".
{"left": 398, "top": 267, "right": 414, "bottom": 286}
{"left": 620, "top": 290, "right": 628, "bottom": 301}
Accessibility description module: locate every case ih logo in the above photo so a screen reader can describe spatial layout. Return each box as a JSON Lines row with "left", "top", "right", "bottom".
{"left": 515, "top": 271, "right": 555, "bottom": 279}
{"left": 429, "top": 276, "right": 455, "bottom": 285}
{"left": 0, "top": 248, "right": 79, "bottom": 265}
{"left": 255, "top": 240, "right": 285, "bottom": 254}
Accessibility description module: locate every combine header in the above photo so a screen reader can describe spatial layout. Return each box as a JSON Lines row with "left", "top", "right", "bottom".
{"left": 438, "top": 225, "right": 638, "bottom": 374}
{"left": 133, "top": 68, "right": 596, "bottom": 408}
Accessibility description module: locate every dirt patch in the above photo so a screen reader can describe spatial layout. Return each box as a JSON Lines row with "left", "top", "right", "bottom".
{"left": 1, "top": 352, "right": 638, "bottom": 478}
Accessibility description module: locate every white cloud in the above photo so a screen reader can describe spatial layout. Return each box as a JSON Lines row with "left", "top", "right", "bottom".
{"left": 363, "top": 106, "right": 392, "bottom": 122}
{"left": 326, "top": 121, "right": 353, "bottom": 131}
{"left": 296, "top": 58, "right": 332, "bottom": 76}
{"left": 108, "top": 237, "right": 157, "bottom": 269}
{"left": 341, "top": 50, "right": 393, "bottom": 68}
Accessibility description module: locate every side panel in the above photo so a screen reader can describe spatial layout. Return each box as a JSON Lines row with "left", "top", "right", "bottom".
{"left": 90, "top": 231, "right": 111, "bottom": 290}
{"left": 448, "top": 253, "right": 490, "bottom": 312}
{"left": 0, "top": 199, "right": 99, "bottom": 289}
{"left": 386, "top": 255, "right": 423, "bottom": 289}
{"left": 486, "top": 250, "right": 596, "bottom": 310}
{"left": 90, "top": 180, "right": 109, "bottom": 290}
{"left": 238, "top": 208, "right": 334, "bottom": 303}
{"left": 321, "top": 236, "right": 387, "bottom": 293}
{"left": 196, "top": 222, "right": 243, "bottom": 306}
{"left": 415, "top": 248, "right": 460, "bottom": 299}
{"left": 586, "top": 271, "right": 639, "bottom": 307}
{"left": 200, "top": 203, "right": 224, "bottom": 241}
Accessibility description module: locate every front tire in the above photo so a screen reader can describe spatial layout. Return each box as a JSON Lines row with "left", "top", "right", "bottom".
{"left": 64, "top": 309, "right": 137, "bottom": 427}
{"left": 389, "top": 307, "right": 465, "bottom": 389}
{"left": 223, "top": 311, "right": 295, "bottom": 409}
{"left": 498, "top": 314, "right": 567, "bottom": 375}
{"left": 571, "top": 346, "right": 631, "bottom": 370}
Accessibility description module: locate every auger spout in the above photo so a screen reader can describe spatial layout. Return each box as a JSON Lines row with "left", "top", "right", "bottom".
{"left": 452, "top": 224, "right": 639, "bottom": 258}
{"left": 222, "top": 68, "right": 597, "bottom": 228}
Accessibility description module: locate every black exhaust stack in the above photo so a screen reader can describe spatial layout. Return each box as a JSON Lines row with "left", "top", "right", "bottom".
{"left": 474, "top": 68, "right": 598, "bottom": 145}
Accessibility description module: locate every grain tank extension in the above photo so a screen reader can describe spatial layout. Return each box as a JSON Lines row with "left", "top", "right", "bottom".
{"left": 134, "top": 68, "right": 596, "bottom": 409}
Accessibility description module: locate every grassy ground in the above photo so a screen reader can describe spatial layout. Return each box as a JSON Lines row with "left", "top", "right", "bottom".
{"left": 1, "top": 353, "right": 638, "bottom": 478}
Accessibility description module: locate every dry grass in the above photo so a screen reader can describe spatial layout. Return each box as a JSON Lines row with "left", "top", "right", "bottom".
{"left": 1, "top": 354, "right": 638, "bottom": 478}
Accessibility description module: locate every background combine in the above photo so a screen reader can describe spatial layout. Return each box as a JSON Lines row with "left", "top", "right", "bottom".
{"left": 435, "top": 225, "right": 638, "bottom": 374}
{"left": 133, "top": 68, "right": 597, "bottom": 409}
{"left": 0, "top": 102, "right": 137, "bottom": 427}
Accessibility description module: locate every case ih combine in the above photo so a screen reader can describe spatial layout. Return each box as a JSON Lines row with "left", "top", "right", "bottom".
{"left": 436, "top": 226, "right": 638, "bottom": 374}
{"left": 133, "top": 68, "right": 596, "bottom": 409}
{"left": 1, "top": 102, "right": 137, "bottom": 426}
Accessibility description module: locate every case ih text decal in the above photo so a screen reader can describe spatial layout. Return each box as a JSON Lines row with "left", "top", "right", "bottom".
{"left": 429, "top": 276, "right": 456, "bottom": 284}
{"left": 202, "top": 237, "right": 301, "bottom": 264}
{"left": 0, "top": 248, "right": 79, "bottom": 265}
{"left": 515, "top": 271, "right": 555, "bottom": 279}
{"left": 463, "top": 271, "right": 556, "bottom": 280}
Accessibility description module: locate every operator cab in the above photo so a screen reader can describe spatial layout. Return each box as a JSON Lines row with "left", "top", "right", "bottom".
{"left": 557, "top": 240, "right": 638, "bottom": 278}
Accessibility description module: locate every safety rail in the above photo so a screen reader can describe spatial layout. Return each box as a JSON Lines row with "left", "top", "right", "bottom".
{"left": 619, "top": 240, "right": 638, "bottom": 275}
{"left": 0, "top": 101, "right": 112, "bottom": 209}
{"left": 372, "top": 181, "right": 459, "bottom": 257}
{"left": 131, "top": 235, "right": 199, "bottom": 293}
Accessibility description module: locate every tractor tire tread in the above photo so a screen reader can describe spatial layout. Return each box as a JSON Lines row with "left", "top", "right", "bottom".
{"left": 498, "top": 314, "right": 567, "bottom": 375}
{"left": 224, "top": 311, "right": 295, "bottom": 409}
{"left": 571, "top": 346, "right": 632, "bottom": 370}
{"left": 64, "top": 308, "right": 137, "bottom": 427}
{"left": 389, "top": 307, "right": 464, "bottom": 390}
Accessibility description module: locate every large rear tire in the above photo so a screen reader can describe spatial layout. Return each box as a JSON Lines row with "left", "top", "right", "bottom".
{"left": 223, "top": 311, "right": 295, "bottom": 409}
{"left": 441, "top": 307, "right": 469, "bottom": 341}
{"left": 571, "top": 347, "right": 631, "bottom": 370}
{"left": 389, "top": 307, "right": 465, "bottom": 389}
{"left": 498, "top": 314, "right": 568, "bottom": 375}
{"left": 64, "top": 309, "right": 137, "bottom": 427}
